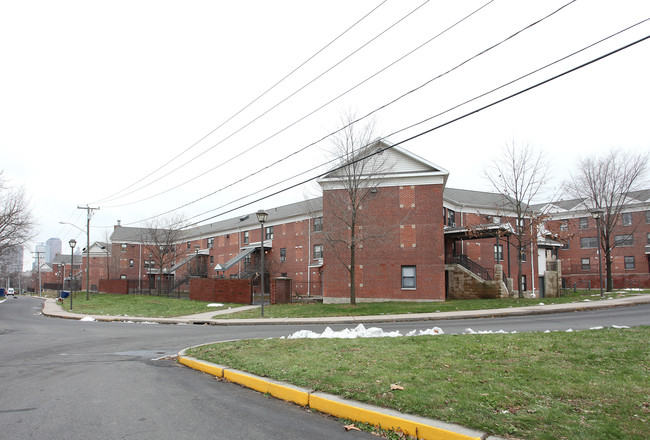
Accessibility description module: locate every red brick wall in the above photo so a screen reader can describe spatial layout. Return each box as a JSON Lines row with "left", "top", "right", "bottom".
{"left": 98, "top": 279, "right": 128, "bottom": 294}
{"left": 189, "top": 278, "right": 252, "bottom": 304}
{"left": 322, "top": 184, "right": 446, "bottom": 303}
{"left": 546, "top": 211, "right": 650, "bottom": 288}
{"left": 271, "top": 278, "right": 292, "bottom": 304}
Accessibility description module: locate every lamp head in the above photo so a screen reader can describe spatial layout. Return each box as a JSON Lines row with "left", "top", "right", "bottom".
{"left": 69, "top": 239, "right": 76, "bottom": 249}
{"left": 256, "top": 210, "right": 268, "bottom": 224}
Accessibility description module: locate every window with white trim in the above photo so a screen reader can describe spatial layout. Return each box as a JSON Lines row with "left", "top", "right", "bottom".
{"left": 401, "top": 265, "right": 416, "bottom": 289}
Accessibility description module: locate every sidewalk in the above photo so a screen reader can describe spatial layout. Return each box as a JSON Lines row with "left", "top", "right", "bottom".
{"left": 40, "top": 294, "right": 650, "bottom": 325}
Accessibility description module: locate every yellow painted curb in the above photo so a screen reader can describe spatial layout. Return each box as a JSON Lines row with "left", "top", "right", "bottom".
{"left": 224, "top": 369, "right": 310, "bottom": 407}
{"left": 178, "top": 356, "right": 225, "bottom": 378}
{"left": 178, "top": 354, "right": 487, "bottom": 440}
{"left": 309, "top": 394, "right": 481, "bottom": 440}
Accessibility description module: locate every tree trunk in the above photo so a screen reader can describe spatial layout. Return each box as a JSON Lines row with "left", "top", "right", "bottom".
{"left": 349, "top": 226, "right": 356, "bottom": 305}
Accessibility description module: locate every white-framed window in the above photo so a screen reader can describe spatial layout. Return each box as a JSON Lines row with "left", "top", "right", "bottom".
{"left": 313, "top": 216, "right": 323, "bottom": 232}
{"left": 622, "top": 212, "right": 632, "bottom": 226}
{"left": 494, "top": 244, "right": 503, "bottom": 262}
{"left": 581, "top": 258, "right": 591, "bottom": 271}
{"left": 207, "top": 237, "right": 214, "bottom": 249}
{"left": 579, "top": 217, "right": 589, "bottom": 229}
{"left": 580, "top": 237, "right": 598, "bottom": 249}
{"left": 624, "top": 256, "right": 635, "bottom": 270}
{"left": 243, "top": 231, "right": 249, "bottom": 244}
{"left": 614, "top": 234, "right": 634, "bottom": 247}
{"left": 121, "top": 243, "right": 128, "bottom": 252}
{"left": 313, "top": 244, "right": 323, "bottom": 259}
{"left": 265, "top": 226, "right": 274, "bottom": 240}
{"left": 401, "top": 265, "right": 416, "bottom": 289}
{"left": 280, "top": 248, "right": 286, "bottom": 262}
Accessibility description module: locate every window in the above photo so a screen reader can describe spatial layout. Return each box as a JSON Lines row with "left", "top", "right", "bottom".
{"left": 447, "top": 209, "right": 456, "bottom": 227}
{"left": 280, "top": 248, "right": 286, "bottom": 263}
{"left": 622, "top": 212, "right": 632, "bottom": 226}
{"left": 313, "top": 244, "right": 323, "bottom": 259}
{"left": 494, "top": 244, "right": 503, "bottom": 262}
{"left": 562, "top": 240, "right": 570, "bottom": 250}
{"left": 614, "top": 234, "right": 634, "bottom": 247}
{"left": 120, "top": 274, "right": 127, "bottom": 280}
{"left": 243, "top": 231, "right": 249, "bottom": 244}
{"left": 579, "top": 217, "right": 589, "bottom": 229}
{"left": 647, "top": 232, "right": 650, "bottom": 245}
{"left": 207, "top": 237, "right": 214, "bottom": 249}
{"left": 580, "top": 236, "right": 598, "bottom": 249}
{"left": 560, "top": 222, "right": 568, "bottom": 231}
{"left": 265, "top": 226, "right": 274, "bottom": 240}
{"left": 624, "top": 256, "right": 635, "bottom": 270}
{"left": 187, "top": 242, "right": 191, "bottom": 250}
{"left": 520, "top": 275, "right": 527, "bottom": 292}
{"left": 209, "top": 255, "right": 214, "bottom": 264}
{"left": 581, "top": 258, "right": 591, "bottom": 271}
{"left": 493, "top": 216, "right": 501, "bottom": 224}
{"left": 121, "top": 243, "right": 128, "bottom": 252}
{"left": 313, "top": 216, "right": 323, "bottom": 232}
{"left": 646, "top": 210, "right": 650, "bottom": 224}
{"left": 401, "top": 266, "right": 416, "bottom": 289}
{"left": 517, "top": 251, "right": 527, "bottom": 262}
{"left": 244, "top": 254, "right": 251, "bottom": 265}
{"left": 129, "top": 259, "right": 134, "bottom": 268}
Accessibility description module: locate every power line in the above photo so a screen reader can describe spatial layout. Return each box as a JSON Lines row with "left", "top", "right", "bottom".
{"left": 180, "top": 32, "right": 650, "bottom": 229}
{"left": 93, "top": 0, "right": 391, "bottom": 205}
{"left": 106, "top": 0, "right": 494, "bottom": 209}
{"left": 123, "top": 0, "right": 578, "bottom": 221}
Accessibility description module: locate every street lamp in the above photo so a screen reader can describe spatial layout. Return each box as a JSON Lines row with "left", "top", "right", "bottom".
{"left": 256, "top": 210, "right": 268, "bottom": 317}
{"left": 591, "top": 209, "right": 605, "bottom": 297}
{"left": 60, "top": 220, "right": 91, "bottom": 300}
{"left": 69, "top": 239, "right": 76, "bottom": 310}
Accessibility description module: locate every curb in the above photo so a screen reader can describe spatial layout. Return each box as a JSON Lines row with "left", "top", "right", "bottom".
{"left": 177, "top": 350, "right": 500, "bottom": 440}
{"left": 39, "top": 294, "right": 650, "bottom": 326}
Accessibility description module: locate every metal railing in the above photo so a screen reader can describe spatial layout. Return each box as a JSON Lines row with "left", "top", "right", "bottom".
{"left": 446, "top": 254, "right": 492, "bottom": 281}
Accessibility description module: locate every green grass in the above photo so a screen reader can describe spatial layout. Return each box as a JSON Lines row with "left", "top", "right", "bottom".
{"left": 215, "top": 290, "right": 639, "bottom": 319}
{"left": 61, "top": 292, "right": 242, "bottom": 317}
{"left": 187, "top": 327, "right": 650, "bottom": 440}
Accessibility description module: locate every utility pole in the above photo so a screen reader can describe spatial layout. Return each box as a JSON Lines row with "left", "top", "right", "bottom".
{"left": 78, "top": 205, "right": 100, "bottom": 300}
{"left": 31, "top": 250, "right": 44, "bottom": 296}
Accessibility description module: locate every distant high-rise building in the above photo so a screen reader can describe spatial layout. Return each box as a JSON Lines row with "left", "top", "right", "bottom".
{"left": 0, "top": 245, "right": 24, "bottom": 274}
{"left": 46, "top": 238, "right": 62, "bottom": 262}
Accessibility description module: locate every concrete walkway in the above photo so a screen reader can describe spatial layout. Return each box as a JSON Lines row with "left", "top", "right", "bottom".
{"left": 40, "top": 294, "right": 650, "bottom": 325}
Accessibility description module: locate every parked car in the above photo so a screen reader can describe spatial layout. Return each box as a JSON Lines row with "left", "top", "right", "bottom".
{"left": 6, "top": 288, "right": 15, "bottom": 298}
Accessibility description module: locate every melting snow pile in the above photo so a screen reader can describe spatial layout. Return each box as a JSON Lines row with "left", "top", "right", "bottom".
{"left": 207, "top": 303, "right": 224, "bottom": 307}
{"left": 285, "top": 324, "right": 443, "bottom": 339}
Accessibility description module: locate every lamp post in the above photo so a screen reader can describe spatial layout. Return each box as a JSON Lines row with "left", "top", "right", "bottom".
{"left": 256, "top": 210, "right": 268, "bottom": 317}
{"left": 69, "top": 239, "right": 76, "bottom": 310}
{"left": 591, "top": 209, "right": 605, "bottom": 297}
{"left": 60, "top": 221, "right": 91, "bottom": 299}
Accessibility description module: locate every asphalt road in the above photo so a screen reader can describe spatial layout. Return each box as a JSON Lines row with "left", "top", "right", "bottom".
{"left": 1, "top": 296, "right": 649, "bottom": 439}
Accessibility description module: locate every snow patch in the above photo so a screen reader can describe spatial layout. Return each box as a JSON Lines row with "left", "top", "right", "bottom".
{"left": 80, "top": 316, "right": 96, "bottom": 322}
{"left": 285, "top": 324, "right": 443, "bottom": 339}
{"left": 207, "top": 303, "right": 224, "bottom": 308}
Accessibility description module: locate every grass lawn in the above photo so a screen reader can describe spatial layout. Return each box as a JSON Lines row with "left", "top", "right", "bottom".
{"left": 215, "top": 290, "right": 640, "bottom": 319}
{"left": 60, "top": 292, "right": 242, "bottom": 317}
{"left": 187, "top": 327, "right": 650, "bottom": 440}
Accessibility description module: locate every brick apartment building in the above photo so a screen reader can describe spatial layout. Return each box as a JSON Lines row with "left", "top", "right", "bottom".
{"left": 90, "top": 144, "right": 648, "bottom": 302}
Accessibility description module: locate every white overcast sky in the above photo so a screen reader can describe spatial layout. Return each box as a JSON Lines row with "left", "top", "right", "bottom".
{"left": 1, "top": 0, "right": 649, "bottom": 266}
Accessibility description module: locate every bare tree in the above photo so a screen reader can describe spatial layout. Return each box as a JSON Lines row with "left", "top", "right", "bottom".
{"left": 319, "top": 115, "right": 394, "bottom": 305}
{"left": 141, "top": 214, "right": 186, "bottom": 295}
{"left": 486, "top": 142, "right": 550, "bottom": 297}
{"left": 564, "top": 148, "right": 648, "bottom": 291}
{"left": 0, "top": 172, "right": 35, "bottom": 260}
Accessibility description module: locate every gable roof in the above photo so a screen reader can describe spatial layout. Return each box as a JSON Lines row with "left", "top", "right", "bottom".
{"left": 318, "top": 141, "right": 448, "bottom": 189}
{"left": 443, "top": 187, "right": 525, "bottom": 212}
